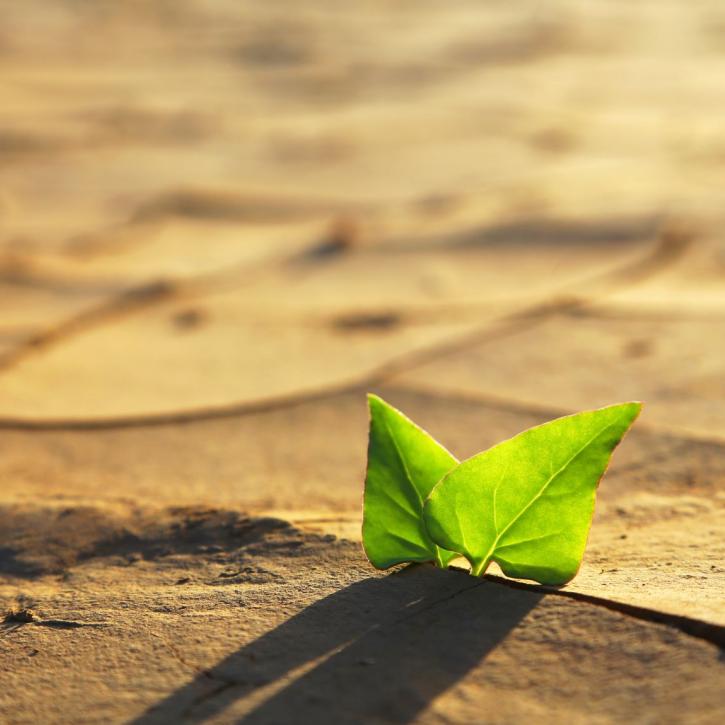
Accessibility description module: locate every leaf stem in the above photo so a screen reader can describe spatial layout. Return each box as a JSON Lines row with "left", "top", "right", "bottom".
{"left": 471, "top": 557, "right": 491, "bottom": 577}
{"left": 434, "top": 549, "right": 447, "bottom": 568}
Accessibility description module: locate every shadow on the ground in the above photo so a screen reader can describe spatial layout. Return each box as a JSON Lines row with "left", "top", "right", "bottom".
{"left": 0, "top": 505, "right": 299, "bottom": 579}
{"left": 132, "top": 565, "right": 542, "bottom": 724}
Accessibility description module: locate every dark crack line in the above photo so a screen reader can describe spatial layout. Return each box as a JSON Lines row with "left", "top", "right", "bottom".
{"left": 484, "top": 573, "right": 725, "bottom": 649}
{"left": 403, "top": 566, "right": 724, "bottom": 648}
{"left": 34, "top": 619, "right": 107, "bottom": 629}
{"left": 1, "top": 619, "right": 106, "bottom": 633}
{"left": 0, "top": 280, "right": 176, "bottom": 371}
{"left": 572, "top": 303, "right": 725, "bottom": 323}
{"left": 391, "top": 564, "right": 723, "bottom": 651}
{"left": 0, "top": 377, "right": 364, "bottom": 430}
{"left": 147, "top": 630, "right": 247, "bottom": 719}
{"left": 0, "top": 298, "right": 578, "bottom": 432}
{"left": 0, "top": 268, "right": 125, "bottom": 296}
{"left": 0, "top": 236, "right": 315, "bottom": 373}
{"left": 183, "top": 680, "right": 240, "bottom": 719}
{"left": 151, "top": 631, "right": 244, "bottom": 688}
{"left": 373, "top": 224, "right": 692, "bottom": 381}
{"left": 394, "top": 578, "right": 488, "bottom": 625}
{"left": 0, "top": 373, "right": 720, "bottom": 452}
{"left": 0, "top": 623, "right": 24, "bottom": 637}
{"left": 385, "top": 382, "right": 725, "bottom": 448}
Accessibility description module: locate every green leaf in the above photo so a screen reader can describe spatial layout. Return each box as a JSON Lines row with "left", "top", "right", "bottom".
{"left": 423, "top": 402, "right": 641, "bottom": 585}
{"left": 362, "top": 394, "right": 459, "bottom": 569}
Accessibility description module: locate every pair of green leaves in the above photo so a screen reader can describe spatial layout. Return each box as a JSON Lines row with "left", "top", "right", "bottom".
{"left": 362, "top": 394, "right": 641, "bottom": 585}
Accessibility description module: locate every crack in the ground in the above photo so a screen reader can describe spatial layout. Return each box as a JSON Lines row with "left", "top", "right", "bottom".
{"left": 0, "top": 371, "right": 720, "bottom": 452}
{"left": 394, "top": 564, "right": 724, "bottom": 648}
{"left": 0, "top": 236, "right": 312, "bottom": 373}
{"left": 386, "top": 382, "right": 725, "bottom": 448}
{"left": 0, "top": 305, "right": 678, "bottom": 434}
{"left": 0, "top": 280, "right": 176, "bottom": 372}
{"left": 1, "top": 618, "right": 107, "bottom": 634}
{"left": 373, "top": 226, "right": 692, "bottom": 382}
{"left": 183, "top": 680, "right": 240, "bottom": 719}
{"left": 146, "top": 631, "right": 246, "bottom": 719}
{"left": 152, "top": 631, "right": 243, "bottom": 686}
{"left": 484, "top": 573, "right": 725, "bottom": 649}
{"left": 393, "top": 578, "right": 488, "bottom": 625}
{"left": 0, "top": 377, "right": 365, "bottom": 430}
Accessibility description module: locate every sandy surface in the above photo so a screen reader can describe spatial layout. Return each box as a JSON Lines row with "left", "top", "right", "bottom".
{"left": 1, "top": 1, "right": 724, "bottom": 723}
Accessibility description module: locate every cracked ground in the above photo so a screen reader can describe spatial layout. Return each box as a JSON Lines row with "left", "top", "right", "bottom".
{"left": 0, "top": 2, "right": 724, "bottom": 723}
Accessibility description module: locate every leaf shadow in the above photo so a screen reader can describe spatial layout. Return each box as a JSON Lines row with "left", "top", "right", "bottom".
{"left": 132, "top": 565, "right": 543, "bottom": 724}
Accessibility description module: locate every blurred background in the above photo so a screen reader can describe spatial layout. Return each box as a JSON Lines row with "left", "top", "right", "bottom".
{"left": 0, "top": 0, "right": 723, "bottom": 433}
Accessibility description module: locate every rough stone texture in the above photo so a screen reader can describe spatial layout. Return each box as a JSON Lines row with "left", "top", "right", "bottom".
{"left": 1, "top": 520, "right": 722, "bottom": 724}
{"left": 1, "top": 1, "right": 724, "bottom": 723}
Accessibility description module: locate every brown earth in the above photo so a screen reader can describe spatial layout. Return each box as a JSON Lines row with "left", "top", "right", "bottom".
{"left": 1, "top": 1, "right": 724, "bottom": 723}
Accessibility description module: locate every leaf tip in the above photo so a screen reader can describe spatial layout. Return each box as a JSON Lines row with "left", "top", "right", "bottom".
{"left": 597, "top": 400, "right": 643, "bottom": 427}
{"left": 366, "top": 392, "right": 386, "bottom": 411}
{"left": 616, "top": 400, "right": 644, "bottom": 423}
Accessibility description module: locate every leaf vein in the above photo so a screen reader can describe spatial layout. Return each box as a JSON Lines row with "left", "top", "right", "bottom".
{"left": 383, "top": 531, "right": 431, "bottom": 556}
{"left": 495, "top": 530, "right": 565, "bottom": 551}
{"left": 491, "top": 463, "right": 509, "bottom": 535}
{"left": 383, "top": 418, "right": 424, "bottom": 509}
{"left": 485, "top": 421, "right": 618, "bottom": 564}
{"left": 374, "top": 483, "right": 420, "bottom": 520}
